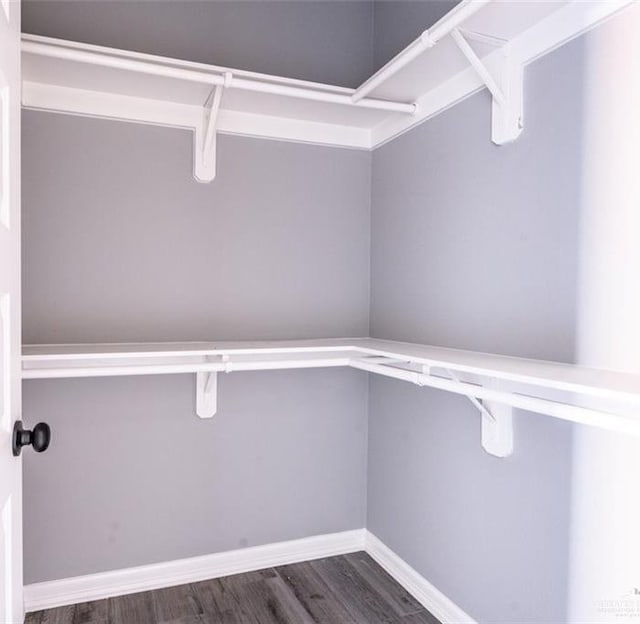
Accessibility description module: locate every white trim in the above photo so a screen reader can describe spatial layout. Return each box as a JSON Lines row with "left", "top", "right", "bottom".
{"left": 365, "top": 531, "right": 477, "bottom": 624}
{"left": 23, "top": 529, "right": 366, "bottom": 612}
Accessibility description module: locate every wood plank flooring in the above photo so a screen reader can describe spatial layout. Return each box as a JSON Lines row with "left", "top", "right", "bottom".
{"left": 25, "top": 553, "right": 441, "bottom": 624}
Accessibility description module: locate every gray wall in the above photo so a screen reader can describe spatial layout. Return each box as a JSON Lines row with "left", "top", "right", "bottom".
{"left": 21, "top": 116, "right": 370, "bottom": 581}
{"left": 24, "top": 370, "right": 367, "bottom": 582}
{"left": 368, "top": 20, "right": 585, "bottom": 624}
{"left": 22, "top": 114, "right": 371, "bottom": 344}
{"left": 22, "top": 0, "right": 374, "bottom": 88}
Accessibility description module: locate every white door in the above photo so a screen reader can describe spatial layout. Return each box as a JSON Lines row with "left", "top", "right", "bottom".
{"left": 0, "top": 0, "right": 23, "bottom": 622}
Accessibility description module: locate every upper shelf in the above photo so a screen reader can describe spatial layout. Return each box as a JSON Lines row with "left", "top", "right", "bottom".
{"left": 21, "top": 34, "right": 406, "bottom": 151}
{"left": 21, "top": 0, "right": 633, "bottom": 180}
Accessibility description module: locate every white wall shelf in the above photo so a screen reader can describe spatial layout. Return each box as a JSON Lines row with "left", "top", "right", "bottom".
{"left": 23, "top": 338, "right": 640, "bottom": 457}
{"left": 21, "top": 0, "right": 633, "bottom": 181}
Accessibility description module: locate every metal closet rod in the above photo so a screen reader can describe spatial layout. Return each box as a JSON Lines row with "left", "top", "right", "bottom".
{"left": 350, "top": 359, "right": 640, "bottom": 437}
{"left": 22, "top": 40, "right": 417, "bottom": 115}
{"left": 351, "top": 0, "right": 491, "bottom": 103}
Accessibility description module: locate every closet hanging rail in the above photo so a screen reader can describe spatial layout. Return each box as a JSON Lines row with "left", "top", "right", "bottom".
{"left": 22, "top": 39, "right": 416, "bottom": 115}
{"left": 349, "top": 358, "right": 640, "bottom": 438}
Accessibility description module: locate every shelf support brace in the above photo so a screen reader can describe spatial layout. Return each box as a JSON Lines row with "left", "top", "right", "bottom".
{"left": 450, "top": 28, "right": 523, "bottom": 145}
{"left": 481, "top": 379, "right": 513, "bottom": 458}
{"left": 196, "top": 370, "right": 218, "bottom": 418}
{"left": 193, "top": 72, "right": 231, "bottom": 183}
{"left": 445, "top": 370, "right": 513, "bottom": 458}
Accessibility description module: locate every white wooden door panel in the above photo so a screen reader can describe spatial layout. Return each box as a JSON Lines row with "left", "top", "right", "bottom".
{"left": 0, "top": 0, "right": 23, "bottom": 622}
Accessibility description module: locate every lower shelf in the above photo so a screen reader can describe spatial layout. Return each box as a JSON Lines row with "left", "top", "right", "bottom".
{"left": 22, "top": 337, "right": 640, "bottom": 454}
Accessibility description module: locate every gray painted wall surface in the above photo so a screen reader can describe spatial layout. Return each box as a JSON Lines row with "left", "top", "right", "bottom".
{"left": 22, "top": 0, "right": 374, "bottom": 88}
{"left": 373, "top": 1, "right": 457, "bottom": 70}
{"left": 368, "top": 24, "right": 585, "bottom": 624}
{"left": 22, "top": 113, "right": 371, "bottom": 344}
{"left": 24, "top": 370, "right": 367, "bottom": 582}
{"left": 21, "top": 112, "right": 370, "bottom": 583}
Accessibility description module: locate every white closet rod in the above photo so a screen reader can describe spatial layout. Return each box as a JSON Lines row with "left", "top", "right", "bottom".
{"left": 22, "top": 40, "right": 416, "bottom": 115}
{"left": 22, "top": 358, "right": 350, "bottom": 378}
{"left": 351, "top": 0, "right": 491, "bottom": 103}
{"left": 350, "top": 360, "right": 640, "bottom": 437}
{"left": 28, "top": 354, "right": 638, "bottom": 436}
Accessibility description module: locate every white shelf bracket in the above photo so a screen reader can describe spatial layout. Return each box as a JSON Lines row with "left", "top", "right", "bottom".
{"left": 445, "top": 370, "right": 513, "bottom": 458}
{"left": 193, "top": 71, "right": 231, "bottom": 183}
{"left": 196, "top": 370, "right": 218, "bottom": 418}
{"left": 450, "top": 28, "right": 523, "bottom": 145}
{"left": 481, "top": 380, "right": 513, "bottom": 458}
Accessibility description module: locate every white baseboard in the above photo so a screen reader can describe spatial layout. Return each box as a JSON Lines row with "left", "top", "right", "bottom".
{"left": 364, "top": 531, "right": 476, "bottom": 624}
{"left": 24, "top": 529, "right": 366, "bottom": 612}
{"left": 24, "top": 528, "right": 475, "bottom": 624}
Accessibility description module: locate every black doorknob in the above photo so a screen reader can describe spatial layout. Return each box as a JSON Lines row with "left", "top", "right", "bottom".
{"left": 12, "top": 421, "right": 51, "bottom": 456}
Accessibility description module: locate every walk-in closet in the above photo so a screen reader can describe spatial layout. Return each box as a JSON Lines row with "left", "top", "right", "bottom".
{"left": 1, "top": 1, "right": 639, "bottom": 622}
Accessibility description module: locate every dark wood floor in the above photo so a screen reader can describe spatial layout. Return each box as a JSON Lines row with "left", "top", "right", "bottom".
{"left": 25, "top": 552, "right": 440, "bottom": 624}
